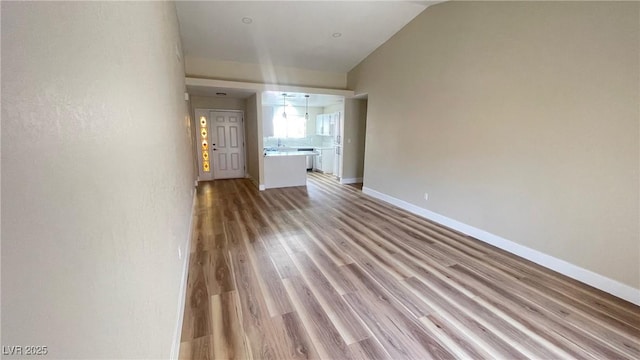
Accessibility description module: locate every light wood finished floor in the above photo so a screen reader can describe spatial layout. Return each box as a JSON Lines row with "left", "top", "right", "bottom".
{"left": 179, "top": 172, "right": 640, "bottom": 359}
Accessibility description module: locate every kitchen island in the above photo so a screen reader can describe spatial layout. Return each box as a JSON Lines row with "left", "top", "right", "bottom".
{"left": 263, "top": 150, "right": 318, "bottom": 189}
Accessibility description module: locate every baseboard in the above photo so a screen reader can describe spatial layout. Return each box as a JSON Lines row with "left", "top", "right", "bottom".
{"left": 247, "top": 175, "right": 264, "bottom": 191}
{"left": 362, "top": 186, "right": 640, "bottom": 306}
{"left": 170, "top": 192, "right": 196, "bottom": 360}
{"left": 340, "top": 177, "right": 363, "bottom": 185}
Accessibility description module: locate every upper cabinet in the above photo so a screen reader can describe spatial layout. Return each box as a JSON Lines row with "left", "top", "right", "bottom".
{"left": 316, "top": 113, "right": 325, "bottom": 135}
{"left": 316, "top": 112, "right": 341, "bottom": 137}
{"left": 332, "top": 111, "right": 341, "bottom": 145}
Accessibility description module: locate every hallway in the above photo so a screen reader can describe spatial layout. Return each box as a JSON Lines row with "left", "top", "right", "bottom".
{"left": 179, "top": 173, "right": 639, "bottom": 359}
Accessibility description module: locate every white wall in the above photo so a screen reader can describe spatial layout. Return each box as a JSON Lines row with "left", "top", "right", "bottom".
{"left": 245, "top": 94, "right": 260, "bottom": 184}
{"left": 348, "top": 2, "right": 639, "bottom": 294}
{"left": 1, "top": 2, "right": 195, "bottom": 358}
{"left": 342, "top": 99, "right": 367, "bottom": 181}
{"left": 186, "top": 56, "right": 347, "bottom": 89}
{"left": 190, "top": 95, "right": 247, "bottom": 112}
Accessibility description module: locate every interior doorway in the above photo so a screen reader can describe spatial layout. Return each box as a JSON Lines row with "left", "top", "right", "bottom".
{"left": 261, "top": 91, "right": 344, "bottom": 184}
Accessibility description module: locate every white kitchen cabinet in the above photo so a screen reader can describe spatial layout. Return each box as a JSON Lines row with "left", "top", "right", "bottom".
{"left": 313, "top": 147, "right": 334, "bottom": 174}
{"left": 316, "top": 112, "right": 340, "bottom": 137}
{"left": 323, "top": 149, "right": 334, "bottom": 173}
{"left": 316, "top": 114, "right": 324, "bottom": 135}
{"left": 313, "top": 150, "right": 320, "bottom": 171}
{"left": 323, "top": 114, "right": 333, "bottom": 136}
{"left": 314, "top": 113, "right": 328, "bottom": 136}
{"left": 333, "top": 145, "right": 341, "bottom": 177}
{"left": 332, "top": 112, "right": 341, "bottom": 144}
{"left": 264, "top": 154, "right": 307, "bottom": 189}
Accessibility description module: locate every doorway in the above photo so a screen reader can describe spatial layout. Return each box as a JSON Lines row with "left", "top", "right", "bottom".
{"left": 195, "top": 109, "right": 246, "bottom": 181}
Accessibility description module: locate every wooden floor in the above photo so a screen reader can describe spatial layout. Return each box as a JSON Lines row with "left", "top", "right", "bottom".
{"left": 179, "top": 172, "right": 640, "bottom": 359}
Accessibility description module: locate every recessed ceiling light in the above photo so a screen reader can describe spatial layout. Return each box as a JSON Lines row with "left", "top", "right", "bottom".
{"left": 332, "top": 32, "right": 342, "bottom": 38}
{"left": 216, "top": 92, "right": 227, "bottom": 96}
{"left": 241, "top": 17, "right": 253, "bottom": 24}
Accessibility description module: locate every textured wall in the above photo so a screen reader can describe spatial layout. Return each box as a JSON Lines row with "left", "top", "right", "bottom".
{"left": 2, "top": 2, "right": 195, "bottom": 358}
{"left": 348, "top": 1, "right": 639, "bottom": 289}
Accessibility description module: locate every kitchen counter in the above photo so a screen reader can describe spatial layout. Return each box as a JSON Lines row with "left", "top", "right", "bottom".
{"left": 264, "top": 150, "right": 319, "bottom": 157}
{"left": 264, "top": 151, "right": 314, "bottom": 189}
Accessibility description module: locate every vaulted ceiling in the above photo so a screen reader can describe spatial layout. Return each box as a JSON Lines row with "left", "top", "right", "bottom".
{"left": 175, "top": 1, "right": 439, "bottom": 73}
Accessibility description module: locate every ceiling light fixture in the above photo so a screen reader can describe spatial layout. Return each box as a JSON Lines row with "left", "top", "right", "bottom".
{"left": 304, "top": 95, "right": 310, "bottom": 120}
{"left": 241, "top": 17, "right": 253, "bottom": 24}
{"left": 282, "top": 93, "right": 287, "bottom": 119}
{"left": 332, "top": 32, "right": 342, "bottom": 38}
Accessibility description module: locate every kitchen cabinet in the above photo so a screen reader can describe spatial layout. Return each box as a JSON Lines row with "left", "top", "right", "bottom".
{"left": 264, "top": 152, "right": 307, "bottom": 189}
{"left": 324, "top": 114, "right": 334, "bottom": 137}
{"left": 316, "top": 114, "right": 324, "bottom": 135}
{"left": 316, "top": 112, "right": 340, "bottom": 137}
{"left": 316, "top": 113, "right": 330, "bottom": 136}
{"left": 313, "top": 147, "right": 334, "bottom": 174}
{"left": 332, "top": 112, "right": 341, "bottom": 145}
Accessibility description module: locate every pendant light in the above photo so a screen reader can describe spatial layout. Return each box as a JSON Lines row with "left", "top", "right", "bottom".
{"left": 282, "top": 93, "right": 287, "bottom": 119}
{"left": 304, "top": 95, "right": 310, "bottom": 120}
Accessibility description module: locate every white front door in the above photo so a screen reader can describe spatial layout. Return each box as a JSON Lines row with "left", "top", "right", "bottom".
{"left": 210, "top": 111, "right": 245, "bottom": 179}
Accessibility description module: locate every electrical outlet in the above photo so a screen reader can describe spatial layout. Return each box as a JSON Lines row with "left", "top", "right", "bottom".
{"left": 424, "top": 193, "right": 429, "bottom": 201}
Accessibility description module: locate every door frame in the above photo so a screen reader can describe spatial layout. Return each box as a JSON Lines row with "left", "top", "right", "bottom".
{"left": 210, "top": 109, "right": 246, "bottom": 180}
{"left": 194, "top": 108, "right": 247, "bottom": 182}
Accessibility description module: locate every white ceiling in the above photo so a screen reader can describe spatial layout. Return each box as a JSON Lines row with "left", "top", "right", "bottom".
{"left": 175, "top": 1, "right": 437, "bottom": 73}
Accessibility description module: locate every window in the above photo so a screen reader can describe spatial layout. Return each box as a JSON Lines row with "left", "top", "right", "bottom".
{"left": 273, "top": 106, "right": 306, "bottom": 138}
